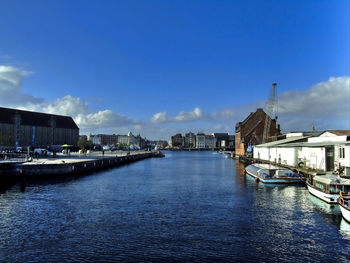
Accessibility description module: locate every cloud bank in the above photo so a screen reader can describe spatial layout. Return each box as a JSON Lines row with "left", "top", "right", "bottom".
{"left": 0, "top": 66, "right": 140, "bottom": 132}
{"left": 0, "top": 65, "right": 349, "bottom": 139}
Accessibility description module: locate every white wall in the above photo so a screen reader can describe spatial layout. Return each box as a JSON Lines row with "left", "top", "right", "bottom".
{"left": 254, "top": 147, "right": 297, "bottom": 166}
{"left": 298, "top": 147, "right": 326, "bottom": 170}
{"left": 253, "top": 147, "right": 269, "bottom": 161}
{"left": 345, "top": 146, "right": 350, "bottom": 167}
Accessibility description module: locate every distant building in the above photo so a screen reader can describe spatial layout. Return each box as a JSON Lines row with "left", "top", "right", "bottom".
{"left": 235, "top": 108, "right": 281, "bottom": 156}
{"left": 170, "top": 133, "right": 184, "bottom": 148}
{"left": 184, "top": 132, "right": 196, "bottom": 148}
{"left": 118, "top": 132, "right": 138, "bottom": 146}
{"left": 154, "top": 140, "right": 169, "bottom": 149}
{"left": 0, "top": 107, "right": 79, "bottom": 148}
{"left": 88, "top": 134, "right": 118, "bottom": 145}
{"left": 212, "top": 133, "right": 229, "bottom": 148}
{"left": 196, "top": 133, "right": 206, "bottom": 148}
{"left": 205, "top": 134, "right": 216, "bottom": 148}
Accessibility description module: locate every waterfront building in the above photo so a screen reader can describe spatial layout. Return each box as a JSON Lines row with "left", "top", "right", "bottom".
{"left": 170, "top": 133, "right": 184, "bottom": 148}
{"left": 0, "top": 106, "right": 79, "bottom": 148}
{"left": 253, "top": 130, "right": 350, "bottom": 175}
{"left": 235, "top": 108, "right": 281, "bottom": 156}
{"left": 118, "top": 132, "right": 137, "bottom": 146}
{"left": 212, "top": 133, "right": 229, "bottom": 148}
{"left": 184, "top": 132, "right": 196, "bottom": 148}
{"left": 196, "top": 133, "right": 205, "bottom": 148}
{"left": 153, "top": 140, "right": 169, "bottom": 149}
{"left": 205, "top": 134, "right": 216, "bottom": 149}
{"left": 88, "top": 134, "right": 118, "bottom": 146}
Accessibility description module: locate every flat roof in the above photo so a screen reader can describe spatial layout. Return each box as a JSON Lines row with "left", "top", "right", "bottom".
{"left": 282, "top": 141, "right": 350, "bottom": 148}
{"left": 254, "top": 136, "right": 309, "bottom": 148}
{"left": 314, "top": 175, "right": 350, "bottom": 185}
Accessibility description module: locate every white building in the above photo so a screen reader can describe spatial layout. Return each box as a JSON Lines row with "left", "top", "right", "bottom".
{"left": 88, "top": 134, "right": 102, "bottom": 145}
{"left": 118, "top": 132, "right": 138, "bottom": 146}
{"left": 196, "top": 133, "right": 205, "bottom": 148}
{"left": 253, "top": 130, "right": 350, "bottom": 175}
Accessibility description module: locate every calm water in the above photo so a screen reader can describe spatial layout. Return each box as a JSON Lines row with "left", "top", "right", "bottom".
{"left": 1, "top": 151, "right": 350, "bottom": 262}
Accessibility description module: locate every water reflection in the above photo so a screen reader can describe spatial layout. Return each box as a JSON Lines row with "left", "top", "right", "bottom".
{"left": 307, "top": 193, "right": 341, "bottom": 214}
{"left": 0, "top": 151, "right": 350, "bottom": 262}
{"left": 339, "top": 218, "right": 350, "bottom": 240}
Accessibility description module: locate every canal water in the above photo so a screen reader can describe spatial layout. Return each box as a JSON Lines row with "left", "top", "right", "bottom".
{"left": 0, "top": 151, "right": 349, "bottom": 262}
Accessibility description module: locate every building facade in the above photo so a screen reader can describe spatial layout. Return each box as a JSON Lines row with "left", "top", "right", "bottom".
{"left": 184, "top": 132, "right": 196, "bottom": 148}
{"left": 170, "top": 133, "right": 184, "bottom": 148}
{"left": 205, "top": 135, "right": 216, "bottom": 148}
{"left": 196, "top": 133, "right": 205, "bottom": 148}
{"left": 0, "top": 107, "right": 79, "bottom": 148}
{"left": 88, "top": 134, "right": 119, "bottom": 145}
{"left": 253, "top": 130, "right": 350, "bottom": 175}
{"left": 235, "top": 108, "right": 281, "bottom": 156}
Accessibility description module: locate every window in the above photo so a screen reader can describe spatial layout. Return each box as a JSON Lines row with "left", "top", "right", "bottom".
{"left": 339, "top": 147, "right": 345, "bottom": 158}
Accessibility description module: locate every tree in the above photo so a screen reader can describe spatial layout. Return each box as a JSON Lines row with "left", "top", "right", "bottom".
{"left": 78, "top": 137, "right": 93, "bottom": 150}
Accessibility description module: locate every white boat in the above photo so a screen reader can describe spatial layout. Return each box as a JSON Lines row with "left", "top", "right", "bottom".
{"left": 338, "top": 192, "right": 350, "bottom": 223}
{"left": 306, "top": 175, "right": 350, "bottom": 204}
{"left": 245, "top": 163, "right": 304, "bottom": 184}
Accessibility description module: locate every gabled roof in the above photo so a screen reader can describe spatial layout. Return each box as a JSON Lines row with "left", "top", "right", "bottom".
{"left": 320, "top": 130, "right": 350, "bottom": 136}
{"left": 0, "top": 107, "right": 79, "bottom": 129}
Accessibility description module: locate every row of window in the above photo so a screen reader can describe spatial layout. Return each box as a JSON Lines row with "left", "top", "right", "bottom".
{"left": 339, "top": 147, "right": 346, "bottom": 158}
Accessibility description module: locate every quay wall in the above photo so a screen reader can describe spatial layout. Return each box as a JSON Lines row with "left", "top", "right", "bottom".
{"left": 3, "top": 152, "right": 161, "bottom": 179}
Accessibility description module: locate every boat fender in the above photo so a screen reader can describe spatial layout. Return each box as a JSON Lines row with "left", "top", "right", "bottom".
{"left": 255, "top": 177, "right": 259, "bottom": 183}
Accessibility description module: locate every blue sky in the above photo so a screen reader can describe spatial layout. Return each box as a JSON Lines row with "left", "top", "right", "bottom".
{"left": 0, "top": 0, "right": 349, "bottom": 140}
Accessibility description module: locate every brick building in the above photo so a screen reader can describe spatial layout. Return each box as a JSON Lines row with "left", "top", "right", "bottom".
{"left": 170, "top": 133, "right": 184, "bottom": 148}
{"left": 0, "top": 107, "right": 79, "bottom": 148}
{"left": 235, "top": 108, "right": 281, "bottom": 156}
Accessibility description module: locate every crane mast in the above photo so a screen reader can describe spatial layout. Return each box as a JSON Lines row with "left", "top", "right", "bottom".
{"left": 262, "top": 83, "right": 278, "bottom": 143}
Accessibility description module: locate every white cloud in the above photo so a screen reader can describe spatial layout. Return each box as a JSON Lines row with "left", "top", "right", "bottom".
{"left": 277, "top": 76, "right": 350, "bottom": 131}
{"left": 0, "top": 65, "right": 140, "bottom": 132}
{"left": 0, "top": 65, "right": 43, "bottom": 106}
{"left": 1, "top": 65, "right": 349, "bottom": 139}
{"left": 279, "top": 76, "right": 350, "bottom": 118}
{"left": 151, "top": 107, "right": 205, "bottom": 123}
{"left": 174, "top": 107, "right": 203, "bottom": 122}
{"left": 151, "top": 112, "right": 168, "bottom": 123}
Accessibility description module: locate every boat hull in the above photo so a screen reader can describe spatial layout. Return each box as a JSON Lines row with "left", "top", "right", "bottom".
{"left": 307, "top": 184, "right": 339, "bottom": 204}
{"left": 339, "top": 204, "right": 350, "bottom": 223}
{"left": 245, "top": 169, "right": 304, "bottom": 184}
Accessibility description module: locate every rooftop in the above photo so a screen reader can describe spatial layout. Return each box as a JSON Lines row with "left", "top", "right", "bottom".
{"left": 0, "top": 107, "right": 79, "bottom": 130}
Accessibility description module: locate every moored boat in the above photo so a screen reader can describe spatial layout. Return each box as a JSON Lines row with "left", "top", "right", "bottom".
{"left": 338, "top": 192, "right": 350, "bottom": 222}
{"left": 245, "top": 163, "right": 304, "bottom": 184}
{"left": 306, "top": 175, "right": 350, "bottom": 204}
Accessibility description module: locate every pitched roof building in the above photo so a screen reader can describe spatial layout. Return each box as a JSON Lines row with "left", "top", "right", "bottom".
{"left": 0, "top": 107, "right": 79, "bottom": 148}
{"left": 235, "top": 108, "right": 281, "bottom": 156}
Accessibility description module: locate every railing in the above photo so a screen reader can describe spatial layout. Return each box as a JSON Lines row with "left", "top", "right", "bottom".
{"left": 0, "top": 153, "right": 28, "bottom": 163}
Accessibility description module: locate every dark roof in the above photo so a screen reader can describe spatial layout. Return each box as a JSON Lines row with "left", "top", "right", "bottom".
{"left": 0, "top": 107, "right": 79, "bottom": 129}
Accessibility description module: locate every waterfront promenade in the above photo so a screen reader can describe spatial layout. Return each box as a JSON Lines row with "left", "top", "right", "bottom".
{"left": 0, "top": 150, "right": 163, "bottom": 179}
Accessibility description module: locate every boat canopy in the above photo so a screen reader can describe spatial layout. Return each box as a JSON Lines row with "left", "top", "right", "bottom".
{"left": 314, "top": 175, "right": 350, "bottom": 185}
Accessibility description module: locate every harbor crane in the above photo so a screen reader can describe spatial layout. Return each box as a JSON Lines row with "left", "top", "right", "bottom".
{"left": 262, "top": 83, "right": 278, "bottom": 143}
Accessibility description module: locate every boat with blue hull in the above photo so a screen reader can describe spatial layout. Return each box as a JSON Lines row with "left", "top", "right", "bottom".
{"left": 245, "top": 163, "right": 304, "bottom": 184}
